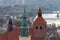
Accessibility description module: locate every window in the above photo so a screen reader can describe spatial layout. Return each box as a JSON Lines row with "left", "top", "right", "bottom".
{"left": 36, "top": 26, "right": 38, "bottom": 30}
{"left": 40, "top": 26, "right": 42, "bottom": 30}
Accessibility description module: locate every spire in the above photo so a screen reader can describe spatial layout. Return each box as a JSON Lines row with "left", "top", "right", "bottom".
{"left": 23, "top": 6, "right": 26, "bottom": 16}
{"left": 23, "top": 8, "right": 26, "bottom": 19}
{"left": 24, "top": 8, "right": 26, "bottom": 15}
{"left": 22, "top": 7, "right": 27, "bottom": 22}
{"left": 38, "top": 8, "right": 42, "bottom": 17}
{"left": 8, "top": 18, "right": 13, "bottom": 32}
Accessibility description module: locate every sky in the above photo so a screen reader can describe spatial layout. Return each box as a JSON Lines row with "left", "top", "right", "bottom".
{"left": 0, "top": 0, "right": 2, "bottom": 1}
{"left": 0, "top": 0, "right": 60, "bottom": 6}
{"left": 0, "top": 0, "right": 60, "bottom": 11}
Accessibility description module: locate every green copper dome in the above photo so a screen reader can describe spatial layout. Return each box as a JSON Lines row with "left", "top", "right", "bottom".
{"left": 20, "top": 8, "right": 29, "bottom": 36}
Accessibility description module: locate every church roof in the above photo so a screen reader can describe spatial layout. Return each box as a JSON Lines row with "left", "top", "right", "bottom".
{"left": 33, "top": 8, "right": 46, "bottom": 25}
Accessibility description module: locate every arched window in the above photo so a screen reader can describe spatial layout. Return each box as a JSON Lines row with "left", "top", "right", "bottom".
{"left": 40, "top": 26, "right": 42, "bottom": 30}
{"left": 36, "top": 26, "right": 38, "bottom": 30}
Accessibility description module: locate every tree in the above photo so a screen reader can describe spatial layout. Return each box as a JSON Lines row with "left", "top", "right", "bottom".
{"left": 14, "top": 19, "right": 21, "bottom": 27}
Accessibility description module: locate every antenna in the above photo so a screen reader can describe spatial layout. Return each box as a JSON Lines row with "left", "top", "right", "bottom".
{"left": 57, "top": 11, "right": 59, "bottom": 19}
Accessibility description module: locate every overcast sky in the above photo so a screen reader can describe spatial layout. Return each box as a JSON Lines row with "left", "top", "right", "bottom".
{"left": 0, "top": 0, "right": 59, "bottom": 5}
{"left": 0, "top": 0, "right": 60, "bottom": 11}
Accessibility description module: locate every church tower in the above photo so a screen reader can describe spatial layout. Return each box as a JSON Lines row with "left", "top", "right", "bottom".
{"left": 30, "top": 8, "right": 47, "bottom": 40}
{"left": 20, "top": 8, "right": 29, "bottom": 36}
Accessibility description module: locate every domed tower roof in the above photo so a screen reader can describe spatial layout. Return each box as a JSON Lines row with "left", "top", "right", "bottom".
{"left": 38, "top": 8, "right": 42, "bottom": 17}
{"left": 33, "top": 8, "right": 46, "bottom": 25}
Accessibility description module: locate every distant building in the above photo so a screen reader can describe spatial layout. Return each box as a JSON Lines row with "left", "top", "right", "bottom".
{"left": 47, "top": 23, "right": 59, "bottom": 40}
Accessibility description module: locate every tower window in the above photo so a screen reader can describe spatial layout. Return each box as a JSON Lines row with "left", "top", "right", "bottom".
{"left": 40, "top": 26, "right": 42, "bottom": 30}
{"left": 36, "top": 26, "right": 38, "bottom": 30}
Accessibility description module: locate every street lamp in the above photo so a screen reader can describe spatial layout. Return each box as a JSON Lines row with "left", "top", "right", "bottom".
{"left": 56, "top": 11, "right": 60, "bottom": 19}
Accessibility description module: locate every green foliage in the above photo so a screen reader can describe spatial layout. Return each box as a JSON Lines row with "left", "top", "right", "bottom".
{"left": 14, "top": 19, "right": 21, "bottom": 27}
{"left": 57, "top": 25, "right": 60, "bottom": 30}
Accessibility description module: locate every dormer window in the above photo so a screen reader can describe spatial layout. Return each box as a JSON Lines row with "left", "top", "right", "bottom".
{"left": 36, "top": 26, "right": 38, "bottom": 30}
{"left": 40, "top": 26, "right": 42, "bottom": 30}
